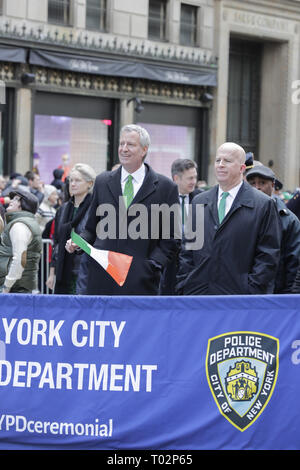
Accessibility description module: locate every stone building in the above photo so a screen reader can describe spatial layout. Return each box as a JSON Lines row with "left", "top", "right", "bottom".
{"left": 213, "top": 0, "right": 300, "bottom": 190}
{"left": 0, "top": 0, "right": 299, "bottom": 189}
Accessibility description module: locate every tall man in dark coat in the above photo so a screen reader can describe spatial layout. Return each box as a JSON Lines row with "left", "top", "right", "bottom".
{"left": 66, "top": 124, "right": 180, "bottom": 295}
{"left": 177, "top": 142, "right": 281, "bottom": 295}
{"left": 246, "top": 164, "right": 300, "bottom": 293}
{"left": 160, "top": 158, "right": 201, "bottom": 294}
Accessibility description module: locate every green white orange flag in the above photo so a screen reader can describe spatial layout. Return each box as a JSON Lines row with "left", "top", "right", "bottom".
{"left": 71, "top": 230, "right": 133, "bottom": 287}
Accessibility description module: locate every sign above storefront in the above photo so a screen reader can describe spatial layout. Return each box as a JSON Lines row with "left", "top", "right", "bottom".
{"left": 0, "top": 44, "right": 27, "bottom": 63}
{"left": 29, "top": 49, "right": 217, "bottom": 87}
{"left": 224, "top": 7, "right": 296, "bottom": 34}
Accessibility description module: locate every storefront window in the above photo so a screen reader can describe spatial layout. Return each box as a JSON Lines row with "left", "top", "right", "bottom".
{"left": 34, "top": 115, "right": 111, "bottom": 184}
{"left": 137, "top": 122, "right": 196, "bottom": 179}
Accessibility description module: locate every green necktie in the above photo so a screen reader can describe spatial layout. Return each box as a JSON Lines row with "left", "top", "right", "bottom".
{"left": 218, "top": 191, "right": 229, "bottom": 223}
{"left": 123, "top": 174, "right": 134, "bottom": 208}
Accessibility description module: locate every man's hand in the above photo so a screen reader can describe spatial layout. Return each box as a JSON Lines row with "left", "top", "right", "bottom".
{"left": 46, "top": 268, "right": 56, "bottom": 290}
{"left": 0, "top": 285, "right": 10, "bottom": 293}
{"left": 65, "top": 238, "right": 79, "bottom": 253}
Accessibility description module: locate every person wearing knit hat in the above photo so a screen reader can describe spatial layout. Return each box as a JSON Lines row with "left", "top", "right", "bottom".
{"left": 246, "top": 164, "right": 300, "bottom": 293}
{"left": 35, "top": 184, "right": 58, "bottom": 232}
{"left": 0, "top": 188, "right": 42, "bottom": 293}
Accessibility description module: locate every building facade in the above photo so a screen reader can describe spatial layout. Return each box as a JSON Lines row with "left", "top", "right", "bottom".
{"left": 0, "top": 0, "right": 299, "bottom": 189}
{"left": 0, "top": 0, "right": 216, "bottom": 184}
{"left": 213, "top": 0, "right": 300, "bottom": 190}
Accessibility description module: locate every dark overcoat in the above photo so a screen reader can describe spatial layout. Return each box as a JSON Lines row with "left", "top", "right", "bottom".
{"left": 273, "top": 195, "right": 300, "bottom": 293}
{"left": 177, "top": 182, "right": 281, "bottom": 295}
{"left": 159, "top": 188, "right": 202, "bottom": 295}
{"left": 80, "top": 164, "right": 180, "bottom": 295}
{"left": 51, "top": 193, "right": 92, "bottom": 294}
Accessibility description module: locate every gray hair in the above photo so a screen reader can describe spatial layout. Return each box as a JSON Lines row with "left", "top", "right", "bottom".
{"left": 70, "top": 163, "right": 97, "bottom": 193}
{"left": 120, "top": 124, "right": 151, "bottom": 149}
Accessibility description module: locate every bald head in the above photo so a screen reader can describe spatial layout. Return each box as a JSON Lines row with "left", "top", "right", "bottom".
{"left": 215, "top": 142, "right": 246, "bottom": 191}
{"left": 217, "top": 142, "right": 246, "bottom": 164}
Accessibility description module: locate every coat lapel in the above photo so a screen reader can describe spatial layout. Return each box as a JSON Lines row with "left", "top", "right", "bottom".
{"left": 221, "top": 181, "right": 254, "bottom": 225}
{"left": 227, "top": 182, "right": 254, "bottom": 213}
{"left": 204, "top": 186, "right": 219, "bottom": 225}
{"left": 107, "top": 166, "right": 123, "bottom": 204}
{"left": 131, "top": 164, "right": 158, "bottom": 205}
{"left": 107, "top": 163, "right": 158, "bottom": 207}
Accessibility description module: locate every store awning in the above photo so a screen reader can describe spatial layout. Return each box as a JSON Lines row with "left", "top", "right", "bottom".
{"left": 29, "top": 49, "right": 217, "bottom": 87}
{"left": 0, "top": 44, "right": 27, "bottom": 63}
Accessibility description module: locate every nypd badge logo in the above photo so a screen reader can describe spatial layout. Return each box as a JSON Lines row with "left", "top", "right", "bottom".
{"left": 206, "top": 331, "right": 279, "bottom": 431}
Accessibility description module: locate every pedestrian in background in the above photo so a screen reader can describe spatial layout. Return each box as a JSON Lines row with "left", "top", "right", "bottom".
{"left": 160, "top": 158, "right": 200, "bottom": 295}
{"left": 51, "top": 168, "right": 65, "bottom": 191}
{"left": 36, "top": 184, "right": 58, "bottom": 232}
{"left": 246, "top": 164, "right": 300, "bottom": 293}
{"left": 24, "top": 170, "right": 44, "bottom": 204}
{"left": 0, "top": 189, "right": 41, "bottom": 293}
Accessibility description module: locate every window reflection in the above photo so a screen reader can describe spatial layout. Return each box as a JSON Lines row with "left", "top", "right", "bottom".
{"left": 34, "top": 115, "right": 111, "bottom": 183}
{"left": 137, "top": 122, "right": 196, "bottom": 178}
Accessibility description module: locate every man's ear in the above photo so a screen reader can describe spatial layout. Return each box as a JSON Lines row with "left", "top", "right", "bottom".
{"left": 142, "top": 146, "right": 148, "bottom": 159}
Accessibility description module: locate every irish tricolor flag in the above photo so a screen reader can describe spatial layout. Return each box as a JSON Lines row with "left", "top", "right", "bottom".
{"left": 71, "top": 230, "right": 133, "bottom": 287}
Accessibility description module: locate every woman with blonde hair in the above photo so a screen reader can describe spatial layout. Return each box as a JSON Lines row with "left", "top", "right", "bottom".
{"left": 46, "top": 163, "right": 96, "bottom": 294}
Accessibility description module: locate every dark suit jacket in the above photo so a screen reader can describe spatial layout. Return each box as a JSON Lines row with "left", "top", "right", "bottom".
{"left": 159, "top": 188, "right": 202, "bottom": 295}
{"left": 273, "top": 195, "right": 300, "bottom": 293}
{"left": 80, "top": 164, "right": 180, "bottom": 295}
{"left": 177, "top": 181, "right": 281, "bottom": 295}
{"left": 286, "top": 190, "right": 300, "bottom": 219}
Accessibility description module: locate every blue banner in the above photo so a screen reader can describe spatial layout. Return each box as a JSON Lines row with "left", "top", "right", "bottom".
{"left": 0, "top": 294, "right": 299, "bottom": 450}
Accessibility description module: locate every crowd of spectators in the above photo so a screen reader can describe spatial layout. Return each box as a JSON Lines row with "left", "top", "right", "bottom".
{"left": 0, "top": 129, "right": 300, "bottom": 296}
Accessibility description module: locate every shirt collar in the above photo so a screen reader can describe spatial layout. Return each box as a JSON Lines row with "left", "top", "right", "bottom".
{"left": 121, "top": 164, "right": 145, "bottom": 184}
{"left": 218, "top": 181, "right": 243, "bottom": 199}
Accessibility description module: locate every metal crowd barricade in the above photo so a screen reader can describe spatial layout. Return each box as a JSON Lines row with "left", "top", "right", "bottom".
{"left": 39, "top": 238, "right": 54, "bottom": 295}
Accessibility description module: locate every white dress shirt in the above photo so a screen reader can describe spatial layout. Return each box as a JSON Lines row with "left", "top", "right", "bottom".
{"left": 121, "top": 164, "right": 146, "bottom": 199}
{"left": 179, "top": 194, "right": 190, "bottom": 218}
{"left": 217, "top": 181, "right": 243, "bottom": 218}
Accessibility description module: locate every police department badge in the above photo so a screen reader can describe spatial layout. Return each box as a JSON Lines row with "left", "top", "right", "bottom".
{"left": 206, "top": 331, "right": 279, "bottom": 431}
